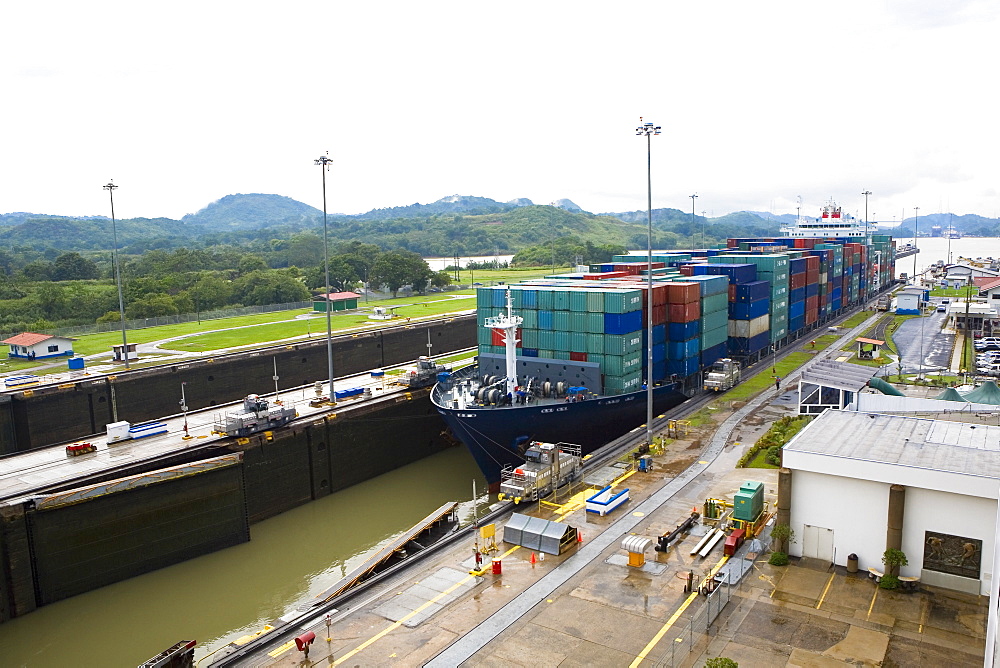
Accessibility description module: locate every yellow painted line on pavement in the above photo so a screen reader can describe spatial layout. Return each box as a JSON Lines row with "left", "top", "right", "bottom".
{"left": 816, "top": 573, "right": 835, "bottom": 609}
{"left": 866, "top": 585, "right": 879, "bottom": 620}
{"left": 334, "top": 571, "right": 478, "bottom": 665}
{"left": 629, "top": 555, "right": 729, "bottom": 667}
{"left": 267, "top": 640, "right": 296, "bottom": 658}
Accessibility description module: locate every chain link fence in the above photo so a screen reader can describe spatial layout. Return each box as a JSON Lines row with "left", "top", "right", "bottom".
{"left": 651, "top": 554, "right": 757, "bottom": 667}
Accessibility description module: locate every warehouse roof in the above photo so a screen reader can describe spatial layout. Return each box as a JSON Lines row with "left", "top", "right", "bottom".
{"left": 784, "top": 411, "right": 1000, "bottom": 496}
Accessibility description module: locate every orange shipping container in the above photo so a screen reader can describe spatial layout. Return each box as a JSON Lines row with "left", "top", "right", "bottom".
{"left": 667, "top": 282, "right": 700, "bottom": 304}
{"left": 668, "top": 302, "right": 700, "bottom": 322}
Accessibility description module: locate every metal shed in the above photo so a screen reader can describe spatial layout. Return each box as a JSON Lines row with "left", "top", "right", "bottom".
{"left": 502, "top": 513, "right": 578, "bottom": 555}
{"left": 798, "top": 359, "right": 877, "bottom": 414}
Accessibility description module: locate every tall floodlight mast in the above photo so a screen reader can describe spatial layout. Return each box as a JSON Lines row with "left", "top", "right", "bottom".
{"left": 636, "top": 118, "right": 661, "bottom": 446}
{"left": 315, "top": 153, "right": 336, "bottom": 403}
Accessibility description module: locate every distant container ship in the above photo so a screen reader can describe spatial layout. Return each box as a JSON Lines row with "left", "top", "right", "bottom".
{"left": 433, "top": 201, "right": 897, "bottom": 487}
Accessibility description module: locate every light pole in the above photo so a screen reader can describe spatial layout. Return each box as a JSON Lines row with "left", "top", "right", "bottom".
{"left": 913, "top": 206, "right": 920, "bottom": 283}
{"left": 636, "top": 118, "right": 660, "bottom": 447}
{"left": 690, "top": 193, "right": 699, "bottom": 247}
{"left": 861, "top": 190, "right": 871, "bottom": 241}
{"left": 103, "top": 181, "right": 130, "bottom": 370}
{"left": 315, "top": 153, "right": 335, "bottom": 403}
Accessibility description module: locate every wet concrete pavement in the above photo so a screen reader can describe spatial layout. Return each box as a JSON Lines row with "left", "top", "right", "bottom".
{"left": 892, "top": 309, "right": 954, "bottom": 374}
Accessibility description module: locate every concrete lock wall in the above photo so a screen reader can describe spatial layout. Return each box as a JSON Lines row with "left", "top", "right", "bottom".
{"left": 0, "top": 317, "right": 475, "bottom": 454}
{"left": 239, "top": 387, "right": 453, "bottom": 524}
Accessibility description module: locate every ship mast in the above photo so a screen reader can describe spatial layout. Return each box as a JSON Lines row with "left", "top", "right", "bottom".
{"left": 484, "top": 289, "right": 523, "bottom": 397}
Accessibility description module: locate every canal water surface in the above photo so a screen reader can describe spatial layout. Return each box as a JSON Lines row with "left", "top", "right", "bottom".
{"left": 0, "top": 445, "right": 486, "bottom": 667}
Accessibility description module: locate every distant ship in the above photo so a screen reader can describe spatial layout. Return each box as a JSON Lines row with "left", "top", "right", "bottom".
{"left": 946, "top": 226, "right": 962, "bottom": 239}
{"left": 781, "top": 199, "right": 866, "bottom": 238}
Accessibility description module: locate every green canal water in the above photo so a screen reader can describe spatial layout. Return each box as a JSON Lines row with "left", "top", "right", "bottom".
{"left": 0, "top": 445, "right": 486, "bottom": 667}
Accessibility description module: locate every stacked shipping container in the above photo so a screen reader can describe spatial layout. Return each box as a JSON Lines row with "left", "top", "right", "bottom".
{"left": 472, "top": 234, "right": 897, "bottom": 396}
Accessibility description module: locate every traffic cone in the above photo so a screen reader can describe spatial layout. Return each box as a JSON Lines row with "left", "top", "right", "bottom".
{"left": 530, "top": 552, "right": 537, "bottom": 565}
{"left": 578, "top": 530, "right": 583, "bottom": 543}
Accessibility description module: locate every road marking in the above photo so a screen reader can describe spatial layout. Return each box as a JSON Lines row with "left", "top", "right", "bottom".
{"left": 816, "top": 573, "right": 835, "bottom": 609}
{"left": 267, "top": 640, "right": 296, "bottom": 658}
{"left": 866, "top": 585, "right": 879, "bottom": 620}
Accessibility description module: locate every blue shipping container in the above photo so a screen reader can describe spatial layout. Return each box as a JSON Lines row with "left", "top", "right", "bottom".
{"left": 789, "top": 314, "right": 805, "bottom": 332}
{"left": 652, "top": 323, "right": 667, "bottom": 344}
{"left": 729, "top": 299, "right": 770, "bottom": 320}
{"left": 727, "top": 332, "right": 770, "bottom": 356}
{"left": 669, "top": 320, "right": 700, "bottom": 341}
{"left": 522, "top": 348, "right": 539, "bottom": 357}
{"left": 790, "top": 286, "right": 806, "bottom": 303}
{"left": 700, "top": 342, "right": 728, "bottom": 367}
{"left": 805, "top": 283, "right": 819, "bottom": 298}
{"left": 732, "top": 280, "right": 770, "bottom": 302}
{"left": 692, "top": 263, "right": 757, "bottom": 284}
{"left": 789, "top": 257, "right": 809, "bottom": 274}
{"left": 604, "top": 310, "right": 643, "bottom": 335}
{"left": 668, "top": 338, "right": 700, "bottom": 360}
{"left": 667, "top": 357, "right": 700, "bottom": 377}
{"left": 538, "top": 310, "right": 554, "bottom": 330}
{"left": 652, "top": 342, "right": 666, "bottom": 362}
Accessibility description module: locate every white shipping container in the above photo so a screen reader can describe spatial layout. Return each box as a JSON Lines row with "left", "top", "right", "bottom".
{"left": 728, "top": 314, "right": 770, "bottom": 338}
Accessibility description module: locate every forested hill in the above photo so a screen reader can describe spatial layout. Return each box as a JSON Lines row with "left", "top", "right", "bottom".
{"left": 182, "top": 193, "right": 321, "bottom": 229}
{"left": 1, "top": 193, "right": 784, "bottom": 256}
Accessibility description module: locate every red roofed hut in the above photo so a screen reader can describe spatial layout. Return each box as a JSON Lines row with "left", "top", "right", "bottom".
{"left": 2, "top": 333, "right": 76, "bottom": 360}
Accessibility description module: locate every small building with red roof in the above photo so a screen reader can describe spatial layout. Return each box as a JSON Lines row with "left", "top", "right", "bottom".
{"left": 313, "top": 292, "right": 360, "bottom": 313}
{"left": 2, "top": 333, "right": 76, "bottom": 360}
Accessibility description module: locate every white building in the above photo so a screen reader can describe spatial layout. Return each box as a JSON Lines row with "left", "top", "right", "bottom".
{"left": 1, "top": 333, "right": 75, "bottom": 360}
{"left": 782, "top": 409, "right": 998, "bottom": 597}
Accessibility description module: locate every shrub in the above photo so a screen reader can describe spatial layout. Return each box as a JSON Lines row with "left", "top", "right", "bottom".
{"left": 768, "top": 551, "right": 789, "bottom": 566}
{"left": 705, "top": 658, "right": 738, "bottom": 668}
{"left": 879, "top": 573, "right": 900, "bottom": 590}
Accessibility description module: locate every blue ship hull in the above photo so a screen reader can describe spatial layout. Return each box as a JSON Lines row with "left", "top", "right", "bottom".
{"left": 433, "top": 367, "right": 688, "bottom": 487}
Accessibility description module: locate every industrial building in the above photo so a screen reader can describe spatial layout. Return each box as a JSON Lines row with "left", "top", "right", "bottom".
{"left": 781, "top": 410, "right": 998, "bottom": 598}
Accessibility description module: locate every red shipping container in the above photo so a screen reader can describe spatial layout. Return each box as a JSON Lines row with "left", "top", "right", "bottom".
{"left": 667, "top": 282, "right": 700, "bottom": 304}
{"left": 651, "top": 284, "right": 669, "bottom": 306}
{"left": 668, "top": 302, "right": 700, "bottom": 322}
{"left": 728, "top": 284, "right": 737, "bottom": 301}
{"left": 491, "top": 327, "right": 521, "bottom": 347}
{"left": 790, "top": 273, "right": 806, "bottom": 290}
{"left": 583, "top": 271, "right": 629, "bottom": 280}
{"left": 805, "top": 256, "right": 820, "bottom": 272}
{"left": 679, "top": 265, "right": 694, "bottom": 276}
{"left": 570, "top": 351, "right": 588, "bottom": 362}
{"left": 652, "top": 304, "right": 668, "bottom": 324}
{"left": 806, "top": 295, "right": 819, "bottom": 311}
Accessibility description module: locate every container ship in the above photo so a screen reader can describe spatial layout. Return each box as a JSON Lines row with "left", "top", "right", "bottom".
{"left": 432, "top": 202, "right": 897, "bottom": 487}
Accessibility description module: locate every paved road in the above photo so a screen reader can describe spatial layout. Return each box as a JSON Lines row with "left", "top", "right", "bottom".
{"left": 892, "top": 309, "right": 953, "bottom": 374}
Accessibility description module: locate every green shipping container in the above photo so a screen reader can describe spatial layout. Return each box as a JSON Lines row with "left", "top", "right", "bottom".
{"left": 569, "top": 290, "right": 588, "bottom": 312}
{"left": 586, "top": 312, "right": 605, "bottom": 333}
{"left": 603, "top": 351, "right": 643, "bottom": 376}
{"left": 553, "top": 310, "right": 571, "bottom": 331}
{"left": 570, "top": 331, "right": 588, "bottom": 352}
{"left": 701, "top": 325, "right": 728, "bottom": 349}
{"left": 521, "top": 328, "right": 539, "bottom": 349}
{"left": 604, "top": 289, "right": 644, "bottom": 314}
{"left": 587, "top": 333, "right": 605, "bottom": 354}
{"left": 554, "top": 330, "right": 571, "bottom": 351}
{"left": 604, "top": 371, "right": 643, "bottom": 394}
{"left": 701, "top": 309, "right": 728, "bottom": 332}
{"left": 604, "top": 333, "right": 643, "bottom": 355}
{"left": 587, "top": 290, "right": 605, "bottom": 313}
{"left": 702, "top": 292, "right": 728, "bottom": 313}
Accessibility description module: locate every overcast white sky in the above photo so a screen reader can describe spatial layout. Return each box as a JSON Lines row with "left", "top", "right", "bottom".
{"left": 2, "top": 1, "right": 997, "bottom": 224}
